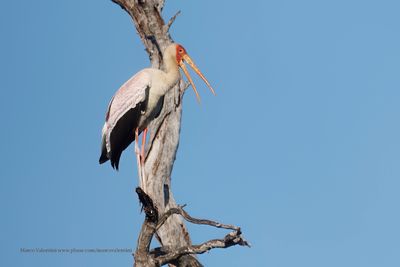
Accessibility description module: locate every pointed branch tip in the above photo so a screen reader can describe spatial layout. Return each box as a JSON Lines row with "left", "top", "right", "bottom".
{"left": 165, "top": 10, "right": 181, "bottom": 32}
{"left": 155, "top": 230, "right": 250, "bottom": 265}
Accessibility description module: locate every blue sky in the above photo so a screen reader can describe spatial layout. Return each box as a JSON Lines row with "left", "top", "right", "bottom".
{"left": 1, "top": 0, "right": 400, "bottom": 266}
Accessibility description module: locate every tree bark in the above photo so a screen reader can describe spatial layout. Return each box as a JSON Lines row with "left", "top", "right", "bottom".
{"left": 111, "top": 0, "right": 199, "bottom": 266}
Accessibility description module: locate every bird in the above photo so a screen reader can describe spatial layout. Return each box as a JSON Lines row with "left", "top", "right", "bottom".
{"left": 99, "top": 43, "right": 215, "bottom": 175}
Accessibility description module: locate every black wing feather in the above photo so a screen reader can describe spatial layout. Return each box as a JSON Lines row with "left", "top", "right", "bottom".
{"left": 98, "top": 104, "right": 142, "bottom": 170}
{"left": 99, "top": 87, "right": 150, "bottom": 170}
{"left": 110, "top": 105, "right": 142, "bottom": 170}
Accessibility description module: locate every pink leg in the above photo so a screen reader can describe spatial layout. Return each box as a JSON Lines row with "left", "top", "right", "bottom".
{"left": 134, "top": 128, "right": 143, "bottom": 189}
{"left": 135, "top": 128, "right": 140, "bottom": 155}
{"left": 140, "top": 128, "right": 148, "bottom": 165}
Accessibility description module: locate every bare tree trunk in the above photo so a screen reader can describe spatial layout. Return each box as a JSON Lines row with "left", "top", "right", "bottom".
{"left": 111, "top": 0, "right": 199, "bottom": 266}
{"left": 111, "top": 1, "right": 248, "bottom": 266}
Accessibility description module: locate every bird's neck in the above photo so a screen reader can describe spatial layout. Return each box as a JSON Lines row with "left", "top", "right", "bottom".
{"left": 162, "top": 56, "right": 180, "bottom": 90}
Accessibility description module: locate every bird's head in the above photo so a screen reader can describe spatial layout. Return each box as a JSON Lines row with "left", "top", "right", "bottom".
{"left": 166, "top": 43, "right": 216, "bottom": 102}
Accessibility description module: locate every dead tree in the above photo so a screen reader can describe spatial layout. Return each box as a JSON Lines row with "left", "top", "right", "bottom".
{"left": 110, "top": 1, "right": 248, "bottom": 266}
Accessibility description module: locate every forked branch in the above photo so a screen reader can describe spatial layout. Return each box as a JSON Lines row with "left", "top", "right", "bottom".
{"left": 135, "top": 188, "right": 249, "bottom": 266}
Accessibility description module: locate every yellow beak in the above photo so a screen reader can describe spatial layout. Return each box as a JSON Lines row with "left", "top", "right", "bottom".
{"left": 179, "top": 54, "right": 216, "bottom": 103}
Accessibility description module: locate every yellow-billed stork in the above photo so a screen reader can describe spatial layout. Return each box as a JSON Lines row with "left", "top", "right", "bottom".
{"left": 99, "top": 43, "right": 215, "bottom": 175}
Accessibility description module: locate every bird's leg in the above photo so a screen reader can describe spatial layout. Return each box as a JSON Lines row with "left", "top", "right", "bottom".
{"left": 140, "top": 128, "right": 148, "bottom": 165}
{"left": 139, "top": 128, "right": 148, "bottom": 192}
{"left": 134, "top": 128, "right": 144, "bottom": 191}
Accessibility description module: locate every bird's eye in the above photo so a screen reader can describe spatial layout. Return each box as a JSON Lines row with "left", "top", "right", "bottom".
{"left": 179, "top": 49, "right": 184, "bottom": 53}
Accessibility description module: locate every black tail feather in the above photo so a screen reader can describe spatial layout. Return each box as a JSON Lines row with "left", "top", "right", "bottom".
{"left": 99, "top": 134, "right": 110, "bottom": 164}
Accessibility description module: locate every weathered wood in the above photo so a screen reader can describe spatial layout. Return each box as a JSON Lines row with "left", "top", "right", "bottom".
{"left": 134, "top": 188, "right": 249, "bottom": 267}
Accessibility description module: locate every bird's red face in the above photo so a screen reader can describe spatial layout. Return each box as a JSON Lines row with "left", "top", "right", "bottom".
{"left": 175, "top": 44, "right": 215, "bottom": 102}
{"left": 175, "top": 44, "right": 187, "bottom": 64}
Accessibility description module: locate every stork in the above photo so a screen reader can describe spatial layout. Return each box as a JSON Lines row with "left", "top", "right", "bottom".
{"left": 99, "top": 43, "right": 215, "bottom": 188}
